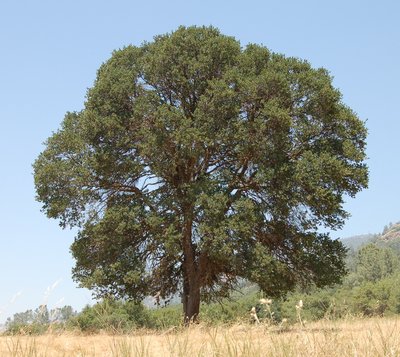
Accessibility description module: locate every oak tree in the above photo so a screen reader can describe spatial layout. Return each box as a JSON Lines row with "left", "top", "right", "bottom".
{"left": 34, "top": 26, "right": 368, "bottom": 322}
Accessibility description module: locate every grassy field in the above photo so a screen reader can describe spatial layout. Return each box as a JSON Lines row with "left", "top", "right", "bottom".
{"left": 1, "top": 317, "right": 400, "bottom": 356}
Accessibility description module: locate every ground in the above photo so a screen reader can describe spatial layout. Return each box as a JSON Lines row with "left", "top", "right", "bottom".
{"left": 1, "top": 317, "right": 399, "bottom": 356}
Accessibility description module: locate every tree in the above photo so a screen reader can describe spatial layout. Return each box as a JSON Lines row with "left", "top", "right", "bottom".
{"left": 6, "top": 309, "right": 34, "bottom": 326}
{"left": 356, "top": 244, "right": 399, "bottom": 283}
{"left": 50, "top": 305, "right": 77, "bottom": 322}
{"left": 34, "top": 305, "right": 50, "bottom": 325}
{"left": 34, "top": 26, "right": 368, "bottom": 322}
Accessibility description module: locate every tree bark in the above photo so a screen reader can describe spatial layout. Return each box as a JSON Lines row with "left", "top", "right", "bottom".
{"left": 182, "top": 278, "right": 201, "bottom": 324}
{"left": 181, "top": 206, "right": 201, "bottom": 324}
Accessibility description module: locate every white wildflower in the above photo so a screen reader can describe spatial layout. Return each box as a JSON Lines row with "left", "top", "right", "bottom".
{"left": 250, "top": 306, "right": 260, "bottom": 324}
{"left": 259, "top": 298, "right": 272, "bottom": 305}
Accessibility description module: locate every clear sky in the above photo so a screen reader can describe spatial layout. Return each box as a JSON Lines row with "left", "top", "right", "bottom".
{"left": 0, "top": 0, "right": 399, "bottom": 323}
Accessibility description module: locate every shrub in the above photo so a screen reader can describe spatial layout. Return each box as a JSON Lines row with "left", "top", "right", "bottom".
{"left": 67, "top": 299, "right": 151, "bottom": 333}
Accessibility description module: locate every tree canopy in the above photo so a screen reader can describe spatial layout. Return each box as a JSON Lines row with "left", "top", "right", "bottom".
{"left": 34, "top": 26, "right": 368, "bottom": 321}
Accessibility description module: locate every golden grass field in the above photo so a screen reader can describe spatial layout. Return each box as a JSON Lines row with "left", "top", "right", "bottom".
{"left": 1, "top": 317, "right": 400, "bottom": 356}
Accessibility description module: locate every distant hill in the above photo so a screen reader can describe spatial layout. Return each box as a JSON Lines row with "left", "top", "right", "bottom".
{"left": 379, "top": 222, "right": 400, "bottom": 242}
{"left": 376, "top": 222, "right": 400, "bottom": 252}
{"left": 337, "top": 222, "right": 400, "bottom": 255}
{"left": 341, "top": 234, "right": 377, "bottom": 251}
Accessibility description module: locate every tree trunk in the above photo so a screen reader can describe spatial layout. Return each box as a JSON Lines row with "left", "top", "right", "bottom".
{"left": 181, "top": 206, "right": 201, "bottom": 324}
{"left": 182, "top": 277, "right": 201, "bottom": 324}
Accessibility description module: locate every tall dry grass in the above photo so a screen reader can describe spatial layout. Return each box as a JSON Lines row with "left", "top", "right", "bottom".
{"left": 1, "top": 317, "right": 400, "bottom": 356}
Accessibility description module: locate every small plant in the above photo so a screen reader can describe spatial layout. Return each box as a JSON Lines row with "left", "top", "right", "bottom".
{"left": 259, "top": 298, "right": 274, "bottom": 324}
{"left": 277, "top": 318, "right": 289, "bottom": 332}
{"left": 296, "top": 299, "right": 305, "bottom": 327}
{"left": 250, "top": 307, "right": 260, "bottom": 324}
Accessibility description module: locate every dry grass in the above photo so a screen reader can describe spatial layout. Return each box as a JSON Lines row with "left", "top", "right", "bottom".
{"left": 1, "top": 317, "right": 400, "bottom": 356}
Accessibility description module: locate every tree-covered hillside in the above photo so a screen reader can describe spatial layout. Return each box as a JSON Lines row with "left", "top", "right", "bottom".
{"left": 341, "top": 234, "right": 377, "bottom": 251}
{"left": 378, "top": 222, "right": 400, "bottom": 250}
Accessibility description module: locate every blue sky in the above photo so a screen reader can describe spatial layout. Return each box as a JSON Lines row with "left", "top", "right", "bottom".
{"left": 0, "top": 0, "right": 399, "bottom": 322}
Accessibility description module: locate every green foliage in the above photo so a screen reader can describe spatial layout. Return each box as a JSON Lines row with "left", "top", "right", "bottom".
{"left": 147, "top": 305, "right": 182, "bottom": 329}
{"left": 34, "top": 26, "right": 368, "bottom": 320}
{"left": 67, "top": 299, "right": 151, "bottom": 333}
{"left": 351, "top": 275, "right": 400, "bottom": 316}
{"left": 5, "top": 322, "right": 49, "bottom": 335}
{"left": 6, "top": 235, "right": 400, "bottom": 334}
{"left": 276, "top": 235, "right": 400, "bottom": 321}
{"left": 201, "top": 293, "right": 259, "bottom": 324}
{"left": 355, "top": 244, "right": 399, "bottom": 283}
{"left": 5, "top": 305, "right": 76, "bottom": 335}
